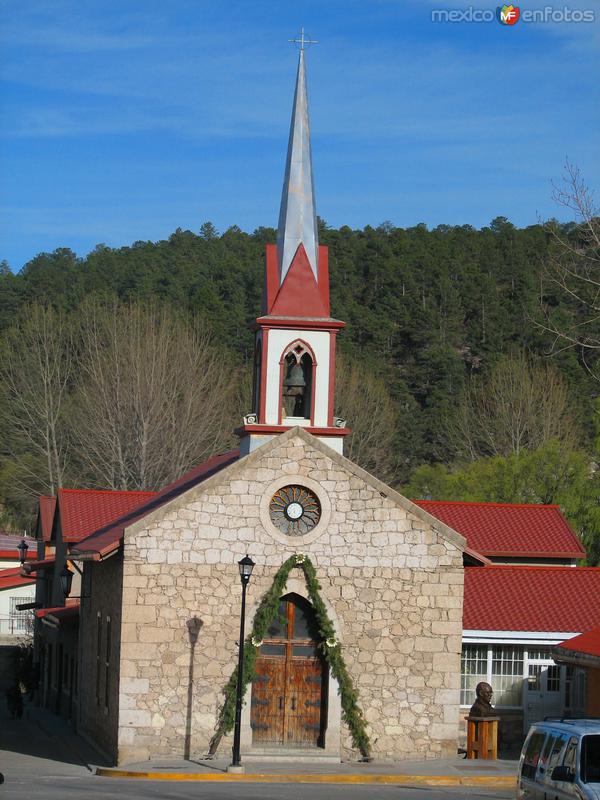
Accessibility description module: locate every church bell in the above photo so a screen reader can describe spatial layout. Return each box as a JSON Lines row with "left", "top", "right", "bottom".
{"left": 283, "top": 362, "right": 306, "bottom": 389}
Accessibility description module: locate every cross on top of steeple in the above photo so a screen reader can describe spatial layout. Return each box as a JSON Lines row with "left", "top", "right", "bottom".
{"left": 288, "top": 27, "right": 318, "bottom": 51}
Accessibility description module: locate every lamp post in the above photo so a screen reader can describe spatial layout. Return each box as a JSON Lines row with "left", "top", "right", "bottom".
{"left": 230, "top": 554, "right": 255, "bottom": 771}
{"left": 59, "top": 566, "right": 73, "bottom": 599}
{"left": 17, "top": 538, "right": 29, "bottom": 565}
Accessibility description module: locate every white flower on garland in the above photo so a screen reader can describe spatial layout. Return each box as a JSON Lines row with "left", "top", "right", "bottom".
{"left": 325, "top": 637, "right": 338, "bottom": 648}
{"left": 251, "top": 636, "right": 263, "bottom": 647}
{"left": 294, "top": 553, "right": 306, "bottom": 564}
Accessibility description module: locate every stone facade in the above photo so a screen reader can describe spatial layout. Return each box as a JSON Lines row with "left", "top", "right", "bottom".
{"left": 108, "top": 428, "right": 464, "bottom": 765}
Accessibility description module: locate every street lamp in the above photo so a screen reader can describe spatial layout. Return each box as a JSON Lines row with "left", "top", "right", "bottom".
{"left": 230, "top": 554, "right": 255, "bottom": 770}
{"left": 17, "top": 538, "right": 29, "bottom": 565}
{"left": 59, "top": 566, "right": 73, "bottom": 599}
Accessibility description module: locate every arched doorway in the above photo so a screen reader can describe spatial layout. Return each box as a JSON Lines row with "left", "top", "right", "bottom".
{"left": 251, "top": 593, "right": 328, "bottom": 748}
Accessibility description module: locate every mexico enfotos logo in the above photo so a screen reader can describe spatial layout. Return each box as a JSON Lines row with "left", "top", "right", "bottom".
{"left": 431, "top": 4, "right": 595, "bottom": 24}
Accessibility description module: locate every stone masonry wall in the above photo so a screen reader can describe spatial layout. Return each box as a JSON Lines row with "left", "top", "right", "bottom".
{"left": 117, "top": 431, "right": 464, "bottom": 764}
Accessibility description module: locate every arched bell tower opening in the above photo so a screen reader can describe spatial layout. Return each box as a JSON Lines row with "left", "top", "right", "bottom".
{"left": 281, "top": 342, "right": 314, "bottom": 422}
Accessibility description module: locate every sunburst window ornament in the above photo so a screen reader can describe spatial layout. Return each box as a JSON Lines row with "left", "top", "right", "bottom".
{"left": 269, "top": 485, "right": 321, "bottom": 536}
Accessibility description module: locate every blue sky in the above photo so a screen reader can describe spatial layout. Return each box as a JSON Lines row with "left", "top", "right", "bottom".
{"left": 1, "top": 0, "right": 599, "bottom": 270}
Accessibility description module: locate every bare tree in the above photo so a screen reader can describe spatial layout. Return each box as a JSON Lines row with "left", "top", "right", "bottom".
{"left": 335, "top": 353, "right": 400, "bottom": 483}
{"left": 539, "top": 160, "right": 600, "bottom": 378}
{"left": 72, "top": 300, "right": 242, "bottom": 490}
{"left": 449, "top": 351, "right": 581, "bottom": 460}
{"left": 0, "top": 304, "right": 72, "bottom": 497}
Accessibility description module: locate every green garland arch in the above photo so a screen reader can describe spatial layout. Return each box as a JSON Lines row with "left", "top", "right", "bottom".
{"left": 208, "top": 554, "right": 372, "bottom": 759}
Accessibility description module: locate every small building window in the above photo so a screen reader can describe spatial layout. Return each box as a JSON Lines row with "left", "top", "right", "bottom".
{"left": 104, "top": 616, "right": 111, "bottom": 710}
{"left": 95, "top": 612, "right": 102, "bottom": 706}
{"left": 282, "top": 343, "right": 313, "bottom": 420}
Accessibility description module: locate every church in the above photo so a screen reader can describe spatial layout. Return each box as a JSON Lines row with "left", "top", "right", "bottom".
{"left": 60, "top": 46, "right": 466, "bottom": 765}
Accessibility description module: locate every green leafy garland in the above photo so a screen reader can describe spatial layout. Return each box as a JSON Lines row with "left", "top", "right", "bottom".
{"left": 208, "top": 554, "right": 372, "bottom": 759}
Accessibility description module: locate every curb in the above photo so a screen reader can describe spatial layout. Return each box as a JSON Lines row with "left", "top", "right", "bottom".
{"left": 95, "top": 769, "right": 516, "bottom": 786}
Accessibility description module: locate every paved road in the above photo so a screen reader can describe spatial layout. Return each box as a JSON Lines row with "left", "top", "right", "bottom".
{"left": 0, "top": 703, "right": 515, "bottom": 800}
{"left": 0, "top": 777, "right": 515, "bottom": 800}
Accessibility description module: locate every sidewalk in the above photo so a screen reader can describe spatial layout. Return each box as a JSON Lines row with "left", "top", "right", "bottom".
{"left": 1, "top": 701, "right": 517, "bottom": 788}
{"left": 97, "top": 755, "right": 517, "bottom": 786}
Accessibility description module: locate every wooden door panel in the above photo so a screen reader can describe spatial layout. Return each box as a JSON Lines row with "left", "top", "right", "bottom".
{"left": 285, "top": 658, "right": 325, "bottom": 747}
{"left": 251, "top": 594, "right": 327, "bottom": 749}
{"left": 251, "top": 657, "right": 285, "bottom": 745}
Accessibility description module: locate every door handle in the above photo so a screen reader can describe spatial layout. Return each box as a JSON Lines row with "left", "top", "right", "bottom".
{"left": 279, "top": 696, "right": 283, "bottom": 710}
{"left": 291, "top": 697, "right": 297, "bottom": 711}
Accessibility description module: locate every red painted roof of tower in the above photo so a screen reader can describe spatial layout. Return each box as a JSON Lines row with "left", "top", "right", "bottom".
{"left": 71, "top": 449, "right": 241, "bottom": 559}
{"left": 414, "top": 500, "right": 585, "bottom": 559}
{"left": 57, "top": 488, "right": 158, "bottom": 543}
{"left": 0, "top": 566, "right": 36, "bottom": 590}
{"left": 556, "top": 626, "right": 600, "bottom": 659}
{"left": 464, "top": 566, "right": 600, "bottom": 633}
{"left": 269, "top": 244, "right": 329, "bottom": 318}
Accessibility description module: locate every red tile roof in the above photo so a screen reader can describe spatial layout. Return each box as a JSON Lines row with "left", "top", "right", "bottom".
{"left": 464, "top": 566, "right": 600, "bottom": 633}
{"left": 414, "top": 500, "right": 585, "bottom": 559}
{"left": 38, "top": 496, "right": 56, "bottom": 542}
{"left": 71, "top": 450, "right": 240, "bottom": 560}
{"left": 0, "top": 566, "right": 36, "bottom": 591}
{"left": 556, "top": 626, "right": 600, "bottom": 659}
{"left": 57, "top": 488, "right": 157, "bottom": 543}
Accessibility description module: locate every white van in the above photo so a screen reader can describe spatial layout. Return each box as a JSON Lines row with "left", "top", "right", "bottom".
{"left": 517, "top": 719, "right": 600, "bottom": 799}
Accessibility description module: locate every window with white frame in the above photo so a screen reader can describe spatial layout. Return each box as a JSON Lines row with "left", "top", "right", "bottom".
{"left": 461, "top": 644, "right": 540, "bottom": 708}
{"left": 9, "top": 597, "right": 31, "bottom": 633}
{"left": 491, "top": 645, "right": 524, "bottom": 706}
{"left": 461, "top": 644, "right": 487, "bottom": 706}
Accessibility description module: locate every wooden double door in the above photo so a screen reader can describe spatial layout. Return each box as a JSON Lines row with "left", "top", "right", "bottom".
{"left": 251, "top": 594, "right": 328, "bottom": 748}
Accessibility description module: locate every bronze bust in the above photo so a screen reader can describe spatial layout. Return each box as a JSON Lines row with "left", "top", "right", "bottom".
{"left": 469, "top": 682, "right": 494, "bottom": 717}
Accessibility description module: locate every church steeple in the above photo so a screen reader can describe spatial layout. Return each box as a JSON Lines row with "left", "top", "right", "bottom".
{"left": 238, "top": 34, "right": 350, "bottom": 457}
{"left": 276, "top": 48, "right": 319, "bottom": 283}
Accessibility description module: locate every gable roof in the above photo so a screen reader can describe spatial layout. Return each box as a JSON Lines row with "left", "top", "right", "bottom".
{"left": 56, "top": 488, "right": 157, "bottom": 543}
{"left": 555, "top": 626, "right": 600, "bottom": 660}
{"left": 0, "top": 566, "right": 36, "bottom": 591}
{"left": 414, "top": 500, "right": 585, "bottom": 559}
{"left": 71, "top": 449, "right": 241, "bottom": 559}
{"left": 72, "top": 428, "right": 466, "bottom": 562}
{"left": 464, "top": 565, "right": 600, "bottom": 633}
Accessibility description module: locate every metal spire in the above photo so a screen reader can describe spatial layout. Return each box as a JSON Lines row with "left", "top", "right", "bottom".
{"left": 277, "top": 33, "right": 319, "bottom": 283}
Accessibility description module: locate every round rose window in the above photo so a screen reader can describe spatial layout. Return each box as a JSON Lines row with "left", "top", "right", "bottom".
{"left": 269, "top": 485, "right": 321, "bottom": 536}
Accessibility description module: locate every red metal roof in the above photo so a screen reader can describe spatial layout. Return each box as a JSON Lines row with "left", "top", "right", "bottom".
{"left": 72, "top": 449, "right": 240, "bottom": 559}
{"left": 0, "top": 566, "right": 36, "bottom": 591}
{"left": 556, "top": 626, "right": 600, "bottom": 659}
{"left": 414, "top": 500, "right": 585, "bottom": 559}
{"left": 57, "top": 488, "right": 157, "bottom": 543}
{"left": 464, "top": 566, "right": 600, "bottom": 633}
{"left": 38, "top": 496, "right": 56, "bottom": 542}
{"left": 35, "top": 600, "right": 79, "bottom": 620}
{"left": 22, "top": 556, "right": 55, "bottom": 574}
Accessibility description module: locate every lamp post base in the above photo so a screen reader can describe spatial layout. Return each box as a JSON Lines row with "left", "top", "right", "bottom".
{"left": 226, "top": 764, "right": 245, "bottom": 774}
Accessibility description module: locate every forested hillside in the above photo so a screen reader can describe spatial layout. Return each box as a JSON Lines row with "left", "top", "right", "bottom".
{"left": 2, "top": 214, "right": 600, "bottom": 559}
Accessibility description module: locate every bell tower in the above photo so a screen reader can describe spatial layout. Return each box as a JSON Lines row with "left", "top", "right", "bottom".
{"left": 239, "top": 39, "right": 350, "bottom": 456}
